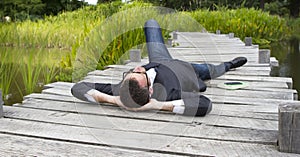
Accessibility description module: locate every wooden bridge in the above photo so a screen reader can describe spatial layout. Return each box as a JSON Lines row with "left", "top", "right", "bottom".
{"left": 1, "top": 32, "right": 300, "bottom": 156}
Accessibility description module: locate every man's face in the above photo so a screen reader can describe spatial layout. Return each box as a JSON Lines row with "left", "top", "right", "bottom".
{"left": 123, "top": 66, "right": 150, "bottom": 88}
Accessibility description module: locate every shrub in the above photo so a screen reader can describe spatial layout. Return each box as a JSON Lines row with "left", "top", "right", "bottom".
{"left": 189, "top": 8, "right": 291, "bottom": 45}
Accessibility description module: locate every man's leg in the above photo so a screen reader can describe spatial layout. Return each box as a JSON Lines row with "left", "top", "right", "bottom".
{"left": 192, "top": 57, "right": 247, "bottom": 81}
{"left": 144, "top": 19, "right": 173, "bottom": 62}
{"left": 191, "top": 63, "right": 229, "bottom": 81}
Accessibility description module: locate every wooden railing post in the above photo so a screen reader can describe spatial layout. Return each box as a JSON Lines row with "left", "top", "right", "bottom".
{"left": 278, "top": 102, "right": 300, "bottom": 154}
{"left": 129, "top": 49, "right": 141, "bottom": 62}
{"left": 172, "top": 31, "right": 178, "bottom": 40}
{"left": 259, "top": 49, "right": 270, "bottom": 64}
{"left": 0, "top": 90, "right": 3, "bottom": 118}
{"left": 245, "top": 37, "right": 252, "bottom": 46}
{"left": 167, "top": 39, "right": 173, "bottom": 47}
{"left": 228, "top": 33, "right": 234, "bottom": 39}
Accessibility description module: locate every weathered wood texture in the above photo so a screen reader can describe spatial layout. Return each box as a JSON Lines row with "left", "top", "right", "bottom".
{"left": 279, "top": 102, "right": 300, "bottom": 154}
{"left": 1, "top": 32, "right": 299, "bottom": 156}
{"left": 259, "top": 49, "right": 271, "bottom": 64}
{"left": 0, "top": 133, "right": 178, "bottom": 157}
{"left": 0, "top": 90, "right": 3, "bottom": 118}
{"left": 129, "top": 49, "right": 141, "bottom": 62}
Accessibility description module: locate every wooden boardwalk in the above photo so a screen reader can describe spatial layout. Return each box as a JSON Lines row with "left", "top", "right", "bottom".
{"left": 1, "top": 32, "right": 300, "bottom": 156}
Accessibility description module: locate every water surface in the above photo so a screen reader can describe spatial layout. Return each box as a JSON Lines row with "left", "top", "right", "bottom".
{"left": 270, "top": 38, "right": 300, "bottom": 100}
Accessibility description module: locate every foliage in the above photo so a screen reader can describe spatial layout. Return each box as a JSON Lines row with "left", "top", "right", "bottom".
{"left": 143, "top": 0, "right": 299, "bottom": 18}
{"left": 189, "top": 8, "right": 290, "bottom": 45}
{"left": 0, "top": 0, "right": 88, "bottom": 22}
{"left": 264, "top": 0, "right": 290, "bottom": 17}
{"left": 287, "top": 18, "right": 300, "bottom": 39}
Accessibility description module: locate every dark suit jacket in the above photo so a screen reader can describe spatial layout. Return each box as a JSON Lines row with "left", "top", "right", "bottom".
{"left": 71, "top": 59, "right": 212, "bottom": 116}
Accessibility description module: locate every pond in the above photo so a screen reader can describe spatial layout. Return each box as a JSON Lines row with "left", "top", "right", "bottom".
{"left": 270, "top": 38, "right": 300, "bottom": 100}
{"left": 0, "top": 47, "right": 70, "bottom": 105}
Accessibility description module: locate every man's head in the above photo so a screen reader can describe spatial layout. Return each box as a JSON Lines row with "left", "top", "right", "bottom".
{"left": 119, "top": 66, "right": 152, "bottom": 108}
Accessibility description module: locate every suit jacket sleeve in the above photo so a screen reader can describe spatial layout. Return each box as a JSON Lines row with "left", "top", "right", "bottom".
{"left": 71, "top": 81, "right": 117, "bottom": 102}
{"left": 180, "top": 92, "right": 212, "bottom": 117}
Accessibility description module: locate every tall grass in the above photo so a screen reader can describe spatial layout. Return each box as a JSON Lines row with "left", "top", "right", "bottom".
{"left": 0, "top": 49, "right": 19, "bottom": 101}
{"left": 189, "top": 8, "right": 290, "bottom": 45}
{"left": 0, "top": 47, "right": 67, "bottom": 104}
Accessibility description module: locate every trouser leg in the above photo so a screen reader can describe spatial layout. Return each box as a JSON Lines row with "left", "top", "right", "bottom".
{"left": 144, "top": 19, "right": 172, "bottom": 62}
{"left": 191, "top": 63, "right": 230, "bottom": 81}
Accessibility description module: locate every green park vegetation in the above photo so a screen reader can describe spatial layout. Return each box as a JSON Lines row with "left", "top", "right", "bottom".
{"left": 0, "top": 1, "right": 299, "bottom": 104}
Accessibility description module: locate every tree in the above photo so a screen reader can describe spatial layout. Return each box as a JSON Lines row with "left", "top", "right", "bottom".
{"left": 42, "top": 0, "right": 87, "bottom": 16}
{"left": 289, "top": 0, "right": 300, "bottom": 18}
{"left": 0, "top": 0, "right": 45, "bottom": 21}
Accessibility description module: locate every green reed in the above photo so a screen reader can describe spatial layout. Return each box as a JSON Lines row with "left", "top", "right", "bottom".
{"left": 0, "top": 49, "right": 19, "bottom": 101}
{"left": 189, "top": 8, "right": 290, "bottom": 45}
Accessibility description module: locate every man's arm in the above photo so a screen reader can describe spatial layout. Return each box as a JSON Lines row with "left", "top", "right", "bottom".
{"left": 71, "top": 82, "right": 122, "bottom": 106}
{"left": 132, "top": 94, "right": 212, "bottom": 117}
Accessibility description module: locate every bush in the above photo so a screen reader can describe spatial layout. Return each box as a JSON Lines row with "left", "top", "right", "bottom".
{"left": 189, "top": 8, "right": 291, "bottom": 45}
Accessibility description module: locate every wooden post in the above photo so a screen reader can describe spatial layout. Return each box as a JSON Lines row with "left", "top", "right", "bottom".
{"left": 259, "top": 49, "right": 270, "bottom": 64}
{"left": 228, "top": 33, "right": 234, "bottom": 39}
{"left": 167, "top": 39, "right": 173, "bottom": 47}
{"left": 270, "top": 57, "right": 279, "bottom": 67}
{"left": 129, "top": 49, "right": 141, "bottom": 62}
{"left": 245, "top": 37, "right": 252, "bottom": 46}
{"left": 216, "top": 30, "right": 221, "bottom": 35}
{"left": 172, "top": 31, "right": 178, "bottom": 40}
{"left": 0, "top": 90, "right": 3, "bottom": 118}
{"left": 278, "top": 102, "right": 300, "bottom": 154}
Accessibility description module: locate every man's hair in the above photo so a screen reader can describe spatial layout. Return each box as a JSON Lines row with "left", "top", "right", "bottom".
{"left": 119, "top": 79, "right": 150, "bottom": 108}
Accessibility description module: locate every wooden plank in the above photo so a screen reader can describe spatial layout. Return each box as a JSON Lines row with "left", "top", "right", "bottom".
{"left": 79, "top": 76, "right": 292, "bottom": 92}
{"left": 41, "top": 82, "right": 295, "bottom": 101}
{"left": 206, "top": 94, "right": 295, "bottom": 107}
{"left": 46, "top": 78, "right": 289, "bottom": 94}
{"left": 0, "top": 90, "right": 3, "bottom": 118}
{"left": 86, "top": 68, "right": 292, "bottom": 86}
{"left": 167, "top": 47, "right": 259, "bottom": 55}
{"left": 24, "top": 92, "right": 291, "bottom": 110}
{"left": 23, "top": 92, "right": 280, "bottom": 118}
{"left": 82, "top": 75, "right": 293, "bottom": 95}
{"left": 16, "top": 98, "right": 278, "bottom": 130}
{"left": 105, "top": 64, "right": 271, "bottom": 72}
{"left": 175, "top": 43, "right": 257, "bottom": 49}
{"left": 0, "top": 133, "right": 176, "bottom": 157}
{"left": 216, "top": 75, "right": 293, "bottom": 88}
{"left": 203, "top": 87, "right": 294, "bottom": 100}
{"left": 104, "top": 65, "right": 271, "bottom": 76}
{"left": 0, "top": 118, "right": 295, "bottom": 156}
{"left": 23, "top": 94, "right": 279, "bottom": 122}
{"left": 207, "top": 80, "right": 288, "bottom": 89}
{"left": 3, "top": 106, "right": 277, "bottom": 144}
{"left": 278, "top": 102, "right": 300, "bottom": 154}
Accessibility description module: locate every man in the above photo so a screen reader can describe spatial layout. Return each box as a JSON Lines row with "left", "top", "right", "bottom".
{"left": 71, "top": 19, "right": 247, "bottom": 116}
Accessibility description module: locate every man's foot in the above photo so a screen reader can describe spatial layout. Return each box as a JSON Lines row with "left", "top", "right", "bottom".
{"left": 229, "top": 57, "right": 247, "bottom": 69}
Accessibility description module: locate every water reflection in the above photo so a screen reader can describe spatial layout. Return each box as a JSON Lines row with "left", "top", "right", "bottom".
{"left": 270, "top": 38, "right": 300, "bottom": 100}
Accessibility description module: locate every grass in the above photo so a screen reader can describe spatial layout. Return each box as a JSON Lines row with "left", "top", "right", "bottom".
{"left": 0, "top": 49, "right": 19, "bottom": 101}
{"left": 0, "top": 47, "right": 68, "bottom": 104}
{"left": 189, "top": 8, "right": 290, "bottom": 46}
